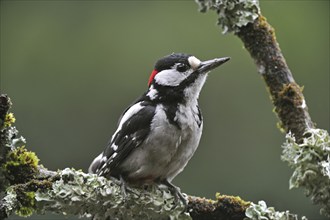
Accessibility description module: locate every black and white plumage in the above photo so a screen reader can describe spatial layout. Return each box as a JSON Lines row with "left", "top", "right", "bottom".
{"left": 89, "top": 53, "right": 229, "bottom": 202}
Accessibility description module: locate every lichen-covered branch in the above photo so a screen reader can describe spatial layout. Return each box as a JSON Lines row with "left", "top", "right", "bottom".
{"left": 0, "top": 94, "right": 258, "bottom": 220}
{"left": 1, "top": 167, "right": 189, "bottom": 220}
{"left": 0, "top": 93, "right": 308, "bottom": 220}
{"left": 195, "top": 0, "right": 329, "bottom": 218}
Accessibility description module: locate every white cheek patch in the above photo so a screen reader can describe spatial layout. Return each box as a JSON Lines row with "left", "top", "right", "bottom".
{"left": 188, "top": 56, "right": 201, "bottom": 70}
{"left": 154, "top": 69, "right": 187, "bottom": 86}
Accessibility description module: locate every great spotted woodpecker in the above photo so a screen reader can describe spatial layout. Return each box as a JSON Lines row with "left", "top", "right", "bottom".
{"left": 89, "top": 53, "right": 230, "bottom": 204}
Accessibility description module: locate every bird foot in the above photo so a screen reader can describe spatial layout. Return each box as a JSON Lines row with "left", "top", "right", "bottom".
{"left": 109, "top": 175, "right": 137, "bottom": 200}
{"left": 162, "top": 179, "right": 188, "bottom": 207}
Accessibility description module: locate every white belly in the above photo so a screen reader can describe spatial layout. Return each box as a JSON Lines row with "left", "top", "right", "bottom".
{"left": 120, "top": 104, "right": 203, "bottom": 183}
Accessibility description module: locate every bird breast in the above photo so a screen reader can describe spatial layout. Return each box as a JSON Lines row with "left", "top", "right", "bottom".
{"left": 120, "top": 103, "right": 203, "bottom": 183}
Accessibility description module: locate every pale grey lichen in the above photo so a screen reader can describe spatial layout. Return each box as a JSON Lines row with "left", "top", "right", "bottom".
{"left": 35, "top": 168, "right": 190, "bottom": 220}
{"left": 281, "top": 129, "right": 330, "bottom": 217}
{"left": 0, "top": 187, "right": 18, "bottom": 216}
{"left": 245, "top": 201, "right": 307, "bottom": 220}
{"left": 195, "top": 0, "right": 260, "bottom": 34}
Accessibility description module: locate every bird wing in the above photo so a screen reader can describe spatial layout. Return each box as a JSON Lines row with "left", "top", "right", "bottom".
{"left": 91, "top": 101, "right": 156, "bottom": 178}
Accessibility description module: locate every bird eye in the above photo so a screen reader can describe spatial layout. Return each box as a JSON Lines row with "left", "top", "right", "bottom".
{"left": 176, "top": 63, "right": 188, "bottom": 72}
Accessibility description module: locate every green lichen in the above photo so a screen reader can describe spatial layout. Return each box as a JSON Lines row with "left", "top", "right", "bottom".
{"left": 276, "top": 122, "right": 286, "bottom": 134}
{"left": 245, "top": 200, "right": 306, "bottom": 220}
{"left": 2, "top": 146, "right": 40, "bottom": 184}
{"left": 215, "top": 193, "right": 251, "bottom": 219}
{"left": 216, "top": 192, "right": 250, "bottom": 209}
{"left": 196, "top": 0, "right": 260, "bottom": 34}
{"left": 281, "top": 128, "right": 330, "bottom": 217}
{"left": 3, "top": 113, "right": 16, "bottom": 128}
{"left": 257, "top": 15, "right": 276, "bottom": 40}
{"left": 15, "top": 191, "right": 36, "bottom": 217}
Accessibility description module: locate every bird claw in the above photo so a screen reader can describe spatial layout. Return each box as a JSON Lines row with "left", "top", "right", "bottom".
{"left": 109, "top": 175, "right": 138, "bottom": 200}
{"left": 162, "top": 179, "right": 188, "bottom": 208}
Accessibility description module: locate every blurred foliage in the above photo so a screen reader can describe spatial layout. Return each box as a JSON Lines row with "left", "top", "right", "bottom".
{"left": 0, "top": 1, "right": 329, "bottom": 219}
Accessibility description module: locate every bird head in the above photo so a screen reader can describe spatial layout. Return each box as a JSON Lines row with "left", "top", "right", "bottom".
{"left": 146, "top": 53, "right": 230, "bottom": 103}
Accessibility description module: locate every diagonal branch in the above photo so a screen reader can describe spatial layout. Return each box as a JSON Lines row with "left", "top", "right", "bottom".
{"left": 196, "top": 0, "right": 314, "bottom": 142}
{"left": 196, "top": 0, "right": 329, "bottom": 218}
{"left": 236, "top": 16, "right": 315, "bottom": 143}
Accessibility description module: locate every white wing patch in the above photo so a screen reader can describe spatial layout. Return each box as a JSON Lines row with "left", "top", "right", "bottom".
{"left": 118, "top": 102, "right": 144, "bottom": 129}
{"left": 110, "top": 102, "right": 144, "bottom": 143}
{"left": 111, "top": 144, "right": 118, "bottom": 151}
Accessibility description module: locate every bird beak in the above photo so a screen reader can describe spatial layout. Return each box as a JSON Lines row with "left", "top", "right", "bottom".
{"left": 198, "top": 57, "right": 230, "bottom": 73}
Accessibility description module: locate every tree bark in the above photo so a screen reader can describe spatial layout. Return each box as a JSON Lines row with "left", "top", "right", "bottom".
{"left": 236, "top": 16, "right": 315, "bottom": 142}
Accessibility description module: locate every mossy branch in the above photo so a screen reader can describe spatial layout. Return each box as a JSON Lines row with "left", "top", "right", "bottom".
{"left": 196, "top": 0, "right": 329, "bottom": 218}
{"left": 236, "top": 18, "right": 314, "bottom": 143}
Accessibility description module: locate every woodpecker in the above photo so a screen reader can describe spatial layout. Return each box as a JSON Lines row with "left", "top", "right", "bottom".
{"left": 89, "top": 53, "right": 230, "bottom": 204}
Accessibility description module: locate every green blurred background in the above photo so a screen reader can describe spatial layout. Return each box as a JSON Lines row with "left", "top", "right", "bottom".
{"left": 1, "top": 1, "right": 329, "bottom": 219}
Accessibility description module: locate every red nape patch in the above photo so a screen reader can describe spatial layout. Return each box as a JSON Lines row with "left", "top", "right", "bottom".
{"left": 148, "top": 69, "right": 158, "bottom": 87}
